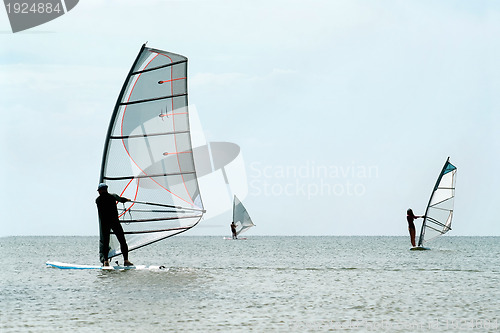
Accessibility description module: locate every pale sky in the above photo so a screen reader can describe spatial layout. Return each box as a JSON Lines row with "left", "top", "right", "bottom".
{"left": 1, "top": 0, "right": 499, "bottom": 237}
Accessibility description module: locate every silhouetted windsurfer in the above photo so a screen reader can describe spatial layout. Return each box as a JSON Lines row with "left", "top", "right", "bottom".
{"left": 96, "top": 183, "right": 133, "bottom": 267}
{"left": 407, "top": 208, "right": 423, "bottom": 247}
{"left": 231, "top": 221, "right": 237, "bottom": 239}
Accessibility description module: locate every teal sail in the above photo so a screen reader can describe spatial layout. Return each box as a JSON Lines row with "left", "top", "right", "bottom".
{"left": 417, "top": 157, "right": 457, "bottom": 247}
{"left": 99, "top": 44, "right": 205, "bottom": 261}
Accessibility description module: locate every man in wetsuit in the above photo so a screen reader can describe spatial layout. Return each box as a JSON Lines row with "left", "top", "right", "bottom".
{"left": 407, "top": 208, "right": 424, "bottom": 247}
{"left": 231, "top": 221, "right": 238, "bottom": 239}
{"left": 96, "top": 183, "right": 133, "bottom": 266}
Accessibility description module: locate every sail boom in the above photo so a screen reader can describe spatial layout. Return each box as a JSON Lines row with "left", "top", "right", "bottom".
{"left": 129, "top": 200, "right": 205, "bottom": 212}
{"left": 122, "top": 227, "right": 190, "bottom": 235}
{"left": 120, "top": 209, "right": 184, "bottom": 214}
{"left": 118, "top": 214, "right": 203, "bottom": 223}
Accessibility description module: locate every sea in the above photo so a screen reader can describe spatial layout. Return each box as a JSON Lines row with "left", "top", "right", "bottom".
{"left": 1, "top": 236, "right": 499, "bottom": 332}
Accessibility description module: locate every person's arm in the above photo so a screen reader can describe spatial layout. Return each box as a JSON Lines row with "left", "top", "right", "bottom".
{"left": 111, "top": 193, "right": 130, "bottom": 203}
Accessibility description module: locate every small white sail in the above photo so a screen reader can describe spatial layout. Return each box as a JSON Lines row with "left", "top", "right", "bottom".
{"left": 233, "top": 195, "right": 255, "bottom": 236}
{"left": 417, "top": 157, "right": 457, "bottom": 247}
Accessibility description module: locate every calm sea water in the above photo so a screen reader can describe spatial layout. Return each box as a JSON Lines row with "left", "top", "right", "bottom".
{"left": 1, "top": 236, "right": 499, "bottom": 332}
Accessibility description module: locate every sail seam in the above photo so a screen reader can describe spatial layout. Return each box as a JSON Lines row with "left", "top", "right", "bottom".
{"left": 117, "top": 215, "right": 203, "bottom": 223}
{"left": 131, "top": 59, "right": 187, "bottom": 75}
{"left": 110, "top": 130, "right": 190, "bottom": 139}
{"left": 123, "top": 226, "right": 191, "bottom": 234}
{"left": 430, "top": 196, "right": 454, "bottom": 207}
{"left": 104, "top": 171, "right": 195, "bottom": 181}
{"left": 430, "top": 206, "right": 454, "bottom": 212}
{"left": 120, "top": 93, "right": 187, "bottom": 106}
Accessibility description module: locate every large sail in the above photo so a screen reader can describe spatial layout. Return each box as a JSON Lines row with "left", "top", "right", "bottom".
{"left": 417, "top": 157, "right": 457, "bottom": 247}
{"left": 233, "top": 195, "right": 255, "bottom": 236}
{"left": 99, "top": 44, "right": 205, "bottom": 260}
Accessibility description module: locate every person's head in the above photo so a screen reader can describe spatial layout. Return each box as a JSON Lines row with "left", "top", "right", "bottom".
{"left": 407, "top": 208, "right": 413, "bottom": 215}
{"left": 97, "top": 183, "right": 108, "bottom": 194}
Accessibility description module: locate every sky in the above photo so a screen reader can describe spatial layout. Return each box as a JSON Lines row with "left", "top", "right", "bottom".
{"left": 1, "top": 0, "right": 499, "bottom": 237}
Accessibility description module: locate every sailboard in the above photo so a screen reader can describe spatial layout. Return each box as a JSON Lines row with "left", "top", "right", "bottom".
{"left": 225, "top": 195, "right": 255, "bottom": 240}
{"left": 411, "top": 157, "right": 457, "bottom": 251}
{"left": 47, "top": 44, "right": 205, "bottom": 269}
{"left": 46, "top": 261, "right": 165, "bottom": 271}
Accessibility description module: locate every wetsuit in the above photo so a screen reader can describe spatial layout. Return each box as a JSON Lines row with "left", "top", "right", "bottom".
{"left": 231, "top": 223, "right": 237, "bottom": 239}
{"left": 96, "top": 192, "right": 129, "bottom": 263}
{"left": 407, "top": 215, "right": 416, "bottom": 230}
{"left": 407, "top": 214, "right": 417, "bottom": 247}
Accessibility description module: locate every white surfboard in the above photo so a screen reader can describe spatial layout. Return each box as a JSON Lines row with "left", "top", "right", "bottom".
{"left": 46, "top": 261, "right": 165, "bottom": 270}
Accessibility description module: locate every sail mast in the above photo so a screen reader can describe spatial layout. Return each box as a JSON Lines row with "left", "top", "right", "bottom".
{"left": 232, "top": 195, "right": 236, "bottom": 223}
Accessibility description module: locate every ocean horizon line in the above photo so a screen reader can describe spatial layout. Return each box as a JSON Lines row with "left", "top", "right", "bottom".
{"left": 2, "top": 234, "right": 499, "bottom": 238}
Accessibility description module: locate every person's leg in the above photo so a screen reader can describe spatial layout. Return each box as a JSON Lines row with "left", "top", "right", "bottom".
{"left": 100, "top": 223, "right": 111, "bottom": 265}
{"left": 409, "top": 228, "right": 416, "bottom": 247}
{"left": 112, "top": 222, "right": 131, "bottom": 263}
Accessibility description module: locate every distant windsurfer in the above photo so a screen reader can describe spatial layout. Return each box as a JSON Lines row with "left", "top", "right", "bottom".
{"left": 407, "top": 208, "right": 424, "bottom": 247}
{"left": 96, "top": 183, "right": 133, "bottom": 267}
{"left": 231, "top": 222, "right": 238, "bottom": 239}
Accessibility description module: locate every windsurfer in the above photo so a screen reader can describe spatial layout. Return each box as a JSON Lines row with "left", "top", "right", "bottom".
{"left": 231, "top": 222, "right": 237, "bottom": 239}
{"left": 96, "top": 183, "right": 133, "bottom": 266}
{"left": 407, "top": 208, "right": 423, "bottom": 247}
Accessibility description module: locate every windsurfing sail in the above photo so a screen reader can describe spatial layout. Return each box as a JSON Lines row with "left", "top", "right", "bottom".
{"left": 99, "top": 44, "right": 205, "bottom": 261}
{"left": 417, "top": 157, "right": 457, "bottom": 247}
{"left": 233, "top": 195, "right": 255, "bottom": 236}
